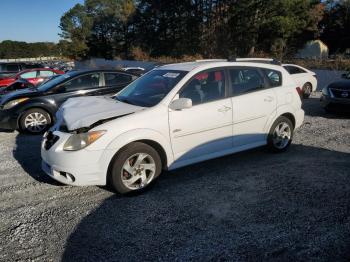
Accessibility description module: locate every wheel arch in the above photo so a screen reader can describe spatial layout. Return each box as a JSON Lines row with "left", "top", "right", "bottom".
{"left": 280, "top": 112, "right": 295, "bottom": 128}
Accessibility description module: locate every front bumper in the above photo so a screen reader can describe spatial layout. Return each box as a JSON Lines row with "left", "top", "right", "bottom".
{"left": 41, "top": 131, "right": 109, "bottom": 186}
{"left": 0, "top": 108, "right": 19, "bottom": 130}
{"left": 321, "top": 94, "right": 350, "bottom": 111}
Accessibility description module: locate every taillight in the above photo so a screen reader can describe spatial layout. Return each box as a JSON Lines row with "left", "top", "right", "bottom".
{"left": 296, "top": 87, "right": 303, "bottom": 99}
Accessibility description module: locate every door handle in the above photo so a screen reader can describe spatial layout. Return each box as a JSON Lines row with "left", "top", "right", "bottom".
{"left": 264, "top": 96, "right": 274, "bottom": 102}
{"left": 218, "top": 106, "right": 231, "bottom": 112}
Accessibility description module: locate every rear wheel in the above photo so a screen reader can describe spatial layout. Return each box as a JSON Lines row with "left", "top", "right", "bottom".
{"left": 109, "top": 142, "right": 162, "bottom": 194}
{"left": 267, "top": 116, "right": 294, "bottom": 152}
{"left": 19, "top": 108, "right": 51, "bottom": 134}
{"left": 302, "top": 83, "right": 312, "bottom": 99}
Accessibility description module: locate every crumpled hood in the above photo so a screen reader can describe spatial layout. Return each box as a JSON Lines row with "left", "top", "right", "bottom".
{"left": 57, "top": 96, "right": 144, "bottom": 131}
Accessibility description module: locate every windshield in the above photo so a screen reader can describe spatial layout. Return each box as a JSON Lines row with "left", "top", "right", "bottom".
{"left": 116, "top": 69, "right": 187, "bottom": 107}
{"left": 36, "top": 73, "right": 73, "bottom": 92}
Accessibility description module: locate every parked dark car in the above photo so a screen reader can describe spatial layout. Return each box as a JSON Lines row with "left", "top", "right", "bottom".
{"left": 321, "top": 72, "right": 350, "bottom": 112}
{"left": 0, "top": 62, "right": 43, "bottom": 79}
{"left": 0, "top": 70, "right": 138, "bottom": 134}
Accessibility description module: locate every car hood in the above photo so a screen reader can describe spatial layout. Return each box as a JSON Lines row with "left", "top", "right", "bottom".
{"left": 56, "top": 96, "right": 145, "bottom": 131}
{"left": 0, "top": 88, "right": 39, "bottom": 103}
{"left": 328, "top": 80, "right": 350, "bottom": 90}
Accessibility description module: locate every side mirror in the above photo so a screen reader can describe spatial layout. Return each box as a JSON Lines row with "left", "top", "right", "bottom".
{"left": 169, "top": 98, "right": 192, "bottom": 111}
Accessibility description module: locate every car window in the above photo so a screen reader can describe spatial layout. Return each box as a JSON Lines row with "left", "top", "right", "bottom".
{"left": 104, "top": 73, "right": 133, "bottom": 86}
{"left": 229, "top": 68, "right": 265, "bottom": 95}
{"left": 6, "top": 64, "right": 20, "bottom": 71}
{"left": 263, "top": 69, "right": 282, "bottom": 87}
{"left": 62, "top": 73, "right": 100, "bottom": 91}
{"left": 39, "top": 70, "right": 55, "bottom": 77}
{"left": 179, "top": 70, "right": 225, "bottom": 105}
{"left": 20, "top": 71, "right": 37, "bottom": 79}
{"left": 284, "top": 66, "right": 306, "bottom": 74}
{"left": 116, "top": 70, "right": 187, "bottom": 107}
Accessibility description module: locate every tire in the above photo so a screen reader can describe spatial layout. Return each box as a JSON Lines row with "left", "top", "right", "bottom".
{"left": 19, "top": 108, "right": 51, "bottom": 134}
{"left": 302, "top": 83, "right": 312, "bottom": 99}
{"left": 109, "top": 142, "right": 162, "bottom": 194}
{"left": 267, "top": 116, "right": 294, "bottom": 153}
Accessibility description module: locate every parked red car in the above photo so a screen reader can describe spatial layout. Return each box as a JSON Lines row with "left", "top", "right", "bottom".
{"left": 0, "top": 68, "right": 64, "bottom": 87}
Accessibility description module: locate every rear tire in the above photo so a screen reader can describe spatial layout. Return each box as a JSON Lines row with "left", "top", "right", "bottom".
{"left": 302, "top": 83, "right": 312, "bottom": 99}
{"left": 267, "top": 116, "right": 294, "bottom": 153}
{"left": 109, "top": 142, "right": 162, "bottom": 194}
{"left": 19, "top": 108, "right": 51, "bottom": 134}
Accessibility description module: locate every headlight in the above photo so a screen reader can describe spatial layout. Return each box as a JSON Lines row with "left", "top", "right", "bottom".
{"left": 63, "top": 130, "right": 106, "bottom": 151}
{"left": 3, "top": 98, "right": 29, "bottom": 109}
{"left": 322, "top": 87, "right": 329, "bottom": 96}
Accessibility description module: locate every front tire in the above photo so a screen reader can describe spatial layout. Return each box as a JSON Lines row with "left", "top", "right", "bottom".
{"left": 19, "top": 108, "right": 51, "bottom": 134}
{"left": 109, "top": 142, "right": 162, "bottom": 194}
{"left": 267, "top": 116, "right": 294, "bottom": 152}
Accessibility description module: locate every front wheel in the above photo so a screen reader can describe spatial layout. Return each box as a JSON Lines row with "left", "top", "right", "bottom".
{"left": 109, "top": 142, "right": 162, "bottom": 194}
{"left": 19, "top": 108, "right": 51, "bottom": 134}
{"left": 267, "top": 116, "right": 294, "bottom": 152}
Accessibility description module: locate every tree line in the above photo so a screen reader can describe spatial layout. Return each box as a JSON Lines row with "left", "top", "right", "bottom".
{"left": 1, "top": 0, "right": 349, "bottom": 60}
{"left": 0, "top": 41, "right": 61, "bottom": 59}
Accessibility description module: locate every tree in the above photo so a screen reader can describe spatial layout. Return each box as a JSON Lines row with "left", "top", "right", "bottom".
{"left": 320, "top": 0, "right": 350, "bottom": 53}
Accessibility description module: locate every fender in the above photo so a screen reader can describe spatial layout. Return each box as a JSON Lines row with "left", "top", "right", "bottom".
{"left": 265, "top": 104, "right": 296, "bottom": 133}
{"left": 98, "top": 128, "right": 174, "bottom": 175}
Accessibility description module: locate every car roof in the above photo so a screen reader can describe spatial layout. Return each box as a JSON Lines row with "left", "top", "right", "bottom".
{"left": 158, "top": 60, "right": 284, "bottom": 72}
{"left": 68, "top": 69, "right": 138, "bottom": 76}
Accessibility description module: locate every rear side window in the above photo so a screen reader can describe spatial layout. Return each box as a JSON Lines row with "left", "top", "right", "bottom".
{"left": 39, "top": 70, "right": 55, "bottom": 77}
{"left": 263, "top": 69, "right": 282, "bottom": 87}
{"left": 229, "top": 68, "right": 265, "bottom": 95}
{"left": 20, "top": 71, "right": 37, "bottom": 79}
{"left": 104, "top": 73, "right": 133, "bottom": 86}
{"left": 284, "top": 66, "right": 306, "bottom": 74}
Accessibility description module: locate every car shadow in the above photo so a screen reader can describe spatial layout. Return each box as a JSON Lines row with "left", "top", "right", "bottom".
{"left": 0, "top": 128, "right": 15, "bottom": 133}
{"left": 61, "top": 144, "right": 350, "bottom": 261}
{"left": 12, "top": 133, "right": 60, "bottom": 185}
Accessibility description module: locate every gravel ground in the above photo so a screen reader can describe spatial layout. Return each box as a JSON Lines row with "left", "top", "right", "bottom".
{"left": 0, "top": 92, "right": 349, "bottom": 262}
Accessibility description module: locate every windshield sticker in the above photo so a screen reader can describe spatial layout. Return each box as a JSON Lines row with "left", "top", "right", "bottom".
{"left": 163, "top": 72, "right": 180, "bottom": 78}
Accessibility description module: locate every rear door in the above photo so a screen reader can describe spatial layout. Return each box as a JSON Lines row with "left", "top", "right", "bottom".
{"left": 100, "top": 72, "right": 136, "bottom": 95}
{"left": 229, "top": 67, "right": 277, "bottom": 147}
{"left": 36, "top": 70, "right": 56, "bottom": 85}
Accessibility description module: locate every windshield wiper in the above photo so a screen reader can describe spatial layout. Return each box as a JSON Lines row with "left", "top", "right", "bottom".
{"left": 116, "top": 97, "right": 135, "bottom": 105}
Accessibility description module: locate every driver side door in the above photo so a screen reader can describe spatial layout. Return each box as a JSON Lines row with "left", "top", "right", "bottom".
{"left": 168, "top": 69, "right": 233, "bottom": 165}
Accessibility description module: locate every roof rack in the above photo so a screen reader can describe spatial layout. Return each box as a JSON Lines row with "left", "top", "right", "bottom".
{"left": 195, "top": 59, "right": 228, "bottom": 62}
{"left": 228, "top": 57, "right": 282, "bottom": 65}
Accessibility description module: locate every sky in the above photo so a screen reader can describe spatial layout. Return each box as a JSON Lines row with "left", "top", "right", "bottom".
{"left": 0, "top": 0, "right": 84, "bottom": 43}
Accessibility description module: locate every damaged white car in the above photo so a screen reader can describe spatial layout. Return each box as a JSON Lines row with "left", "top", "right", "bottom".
{"left": 41, "top": 60, "right": 304, "bottom": 194}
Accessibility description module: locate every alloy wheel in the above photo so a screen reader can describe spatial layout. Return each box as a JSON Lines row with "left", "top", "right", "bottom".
{"left": 272, "top": 122, "right": 292, "bottom": 149}
{"left": 121, "top": 153, "right": 156, "bottom": 190}
{"left": 24, "top": 112, "right": 48, "bottom": 133}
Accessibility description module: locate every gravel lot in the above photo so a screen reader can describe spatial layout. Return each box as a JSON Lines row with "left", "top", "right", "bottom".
{"left": 0, "top": 90, "right": 350, "bottom": 261}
